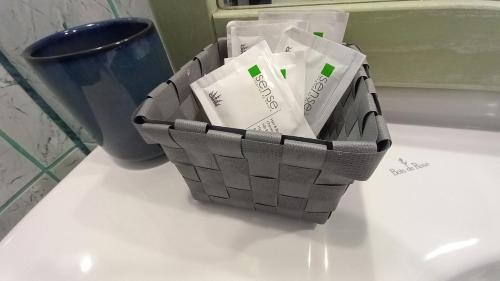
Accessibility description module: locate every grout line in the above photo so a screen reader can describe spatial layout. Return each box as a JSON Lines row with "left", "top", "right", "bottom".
{"left": 47, "top": 146, "right": 77, "bottom": 170}
{"left": 0, "top": 172, "right": 43, "bottom": 214}
{"left": 106, "top": 0, "right": 120, "bottom": 18}
{"left": 46, "top": 172, "right": 60, "bottom": 183}
{"left": 0, "top": 48, "right": 90, "bottom": 155}
{"left": 0, "top": 129, "right": 60, "bottom": 183}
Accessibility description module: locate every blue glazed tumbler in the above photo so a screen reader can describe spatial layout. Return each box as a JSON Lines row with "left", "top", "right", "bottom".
{"left": 23, "top": 18, "right": 173, "bottom": 163}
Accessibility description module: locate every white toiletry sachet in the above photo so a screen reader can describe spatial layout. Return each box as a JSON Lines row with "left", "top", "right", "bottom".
{"left": 271, "top": 51, "right": 306, "bottom": 115}
{"left": 224, "top": 51, "right": 306, "bottom": 115}
{"left": 259, "top": 9, "right": 349, "bottom": 43}
{"left": 191, "top": 41, "right": 314, "bottom": 138}
{"left": 275, "top": 27, "right": 365, "bottom": 135}
{"left": 226, "top": 20, "right": 308, "bottom": 57}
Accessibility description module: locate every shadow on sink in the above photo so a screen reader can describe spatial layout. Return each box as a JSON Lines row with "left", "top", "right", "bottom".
{"left": 446, "top": 260, "right": 500, "bottom": 281}
{"left": 188, "top": 180, "right": 369, "bottom": 247}
{"left": 325, "top": 182, "right": 368, "bottom": 247}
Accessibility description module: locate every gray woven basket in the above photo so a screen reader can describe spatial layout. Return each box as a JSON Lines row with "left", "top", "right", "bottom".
{"left": 133, "top": 38, "right": 391, "bottom": 224}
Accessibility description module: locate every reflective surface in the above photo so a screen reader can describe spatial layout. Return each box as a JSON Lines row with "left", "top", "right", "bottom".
{"left": 23, "top": 18, "right": 172, "bottom": 163}
{"left": 378, "top": 87, "right": 500, "bottom": 132}
{"left": 219, "top": 0, "right": 393, "bottom": 8}
{"left": 0, "top": 122, "right": 500, "bottom": 280}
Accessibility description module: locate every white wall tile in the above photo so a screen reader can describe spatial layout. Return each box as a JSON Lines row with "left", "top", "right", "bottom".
{"left": 0, "top": 68, "right": 74, "bottom": 166}
{"left": 0, "top": 0, "right": 115, "bottom": 143}
{"left": 0, "top": 66, "right": 16, "bottom": 88}
{"left": 0, "top": 174, "right": 57, "bottom": 240}
{"left": 0, "top": 138, "right": 40, "bottom": 207}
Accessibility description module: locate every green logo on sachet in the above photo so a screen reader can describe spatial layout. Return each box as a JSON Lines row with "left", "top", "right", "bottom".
{"left": 321, "top": 63, "right": 335, "bottom": 77}
{"left": 280, "top": 68, "right": 287, "bottom": 79}
{"left": 248, "top": 65, "right": 261, "bottom": 77}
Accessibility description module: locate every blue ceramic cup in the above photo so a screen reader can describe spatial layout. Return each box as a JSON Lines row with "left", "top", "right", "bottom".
{"left": 23, "top": 18, "right": 173, "bottom": 163}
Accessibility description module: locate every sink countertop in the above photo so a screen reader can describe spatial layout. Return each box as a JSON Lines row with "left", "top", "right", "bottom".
{"left": 1, "top": 123, "right": 500, "bottom": 281}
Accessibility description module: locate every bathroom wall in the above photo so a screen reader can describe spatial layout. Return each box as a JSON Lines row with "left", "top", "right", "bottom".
{"left": 0, "top": 0, "right": 156, "bottom": 240}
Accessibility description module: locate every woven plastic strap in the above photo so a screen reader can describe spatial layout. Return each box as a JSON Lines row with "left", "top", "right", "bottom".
{"left": 133, "top": 39, "right": 392, "bottom": 224}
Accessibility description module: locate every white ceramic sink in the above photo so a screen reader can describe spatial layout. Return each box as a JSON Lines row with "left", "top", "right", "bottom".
{"left": 0, "top": 88, "right": 499, "bottom": 280}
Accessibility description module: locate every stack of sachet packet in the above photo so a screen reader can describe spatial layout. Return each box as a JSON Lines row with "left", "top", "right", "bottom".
{"left": 190, "top": 9, "right": 366, "bottom": 139}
